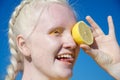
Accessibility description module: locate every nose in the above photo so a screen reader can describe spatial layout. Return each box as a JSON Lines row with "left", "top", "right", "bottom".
{"left": 62, "top": 34, "right": 77, "bottom": 50}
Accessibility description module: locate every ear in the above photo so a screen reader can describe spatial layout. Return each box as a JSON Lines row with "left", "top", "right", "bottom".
{"left": 16, "top": 35, "right": 31, "bottom": 57}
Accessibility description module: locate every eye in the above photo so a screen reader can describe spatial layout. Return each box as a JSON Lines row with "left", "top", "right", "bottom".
{"left": 54, "top": 29, "right": 61, "bottom": 34}
{"left": 50, "top": 28, "right": 63, "bottom": 36}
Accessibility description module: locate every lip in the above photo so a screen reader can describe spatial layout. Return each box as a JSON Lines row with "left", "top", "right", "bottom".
{"left": 55, "top": 53, "right": 75, "bottom": 65}
{"left": 55, "top": 58, "right": 75, "bottom": 68}
{"left": 58, "top": 58, "right": 74, "bottom": 63}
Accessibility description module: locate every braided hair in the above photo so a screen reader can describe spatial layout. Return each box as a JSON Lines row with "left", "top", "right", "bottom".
{"left": 5, "top": 0, "right": 68, "bottom": 80}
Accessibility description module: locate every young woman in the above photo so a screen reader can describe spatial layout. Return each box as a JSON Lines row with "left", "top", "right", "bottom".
{"left": 5, "top": 0, "right": 120, "bottom": 80}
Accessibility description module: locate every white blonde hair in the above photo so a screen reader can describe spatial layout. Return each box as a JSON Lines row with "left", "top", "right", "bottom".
{"left": 5, "top": 0, "right": 69, "bottom": 80}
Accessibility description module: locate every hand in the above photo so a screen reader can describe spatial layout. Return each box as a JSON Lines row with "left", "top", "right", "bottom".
{"left": 80, "top": 16, "right": 120, "bottom": 79}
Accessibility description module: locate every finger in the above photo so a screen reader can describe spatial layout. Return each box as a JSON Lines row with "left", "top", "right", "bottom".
{"left": 94, "top": 51, "right": 113, "bottom": 65}
{"left": 80, "top": 44, "right": 113, "bottom": 65}
{"left": 86, "top": 16, "right": 104, "bottom": 36}
{"left": 80, "top": 44, "right": 91, "bottom": 54}
{"left": 91, "top": 27, "right": 99, "bottom": 38}
{"left": 108, "top": 16, "right": 115, "bottom": 36}
{"left": 80, "top": 44, "right": 97, "bottom": 58}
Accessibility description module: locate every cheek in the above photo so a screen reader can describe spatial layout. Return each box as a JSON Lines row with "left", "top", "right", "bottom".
{"left": 31, "top": 34, "right": 61, "bottom": 52}
{"left": 29, "top": 35, "right": 62, "bottom": 67}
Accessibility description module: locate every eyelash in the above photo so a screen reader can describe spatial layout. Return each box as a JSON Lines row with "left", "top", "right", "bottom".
{"left": 50, "top": 29, "right": 63, "bottom": 36}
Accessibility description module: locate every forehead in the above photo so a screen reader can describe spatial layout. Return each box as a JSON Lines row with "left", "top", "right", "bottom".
{"left": 48, "top": 3, "right": 75, "bottom": 19}
{"left": 34, "top": 3, "right": 76, "bottom": 32}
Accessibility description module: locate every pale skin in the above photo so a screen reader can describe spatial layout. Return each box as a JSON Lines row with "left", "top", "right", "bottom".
{"left": 16, "top": 3, "right": 120, "bottom": 80}
{"left": 81, "top": 16, "right": 120, "bottom": 79}
{"left": 17, "top": 3, "right": 79, "bottom": 80}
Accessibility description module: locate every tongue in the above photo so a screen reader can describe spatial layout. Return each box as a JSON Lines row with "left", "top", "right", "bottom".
{"left": 57, "top": 58, "right": 73, "bottom": 63}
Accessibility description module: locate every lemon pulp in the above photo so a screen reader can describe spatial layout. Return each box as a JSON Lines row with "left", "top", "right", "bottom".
{"left": 72, "top": 21, "right": 93, "bottom": 45}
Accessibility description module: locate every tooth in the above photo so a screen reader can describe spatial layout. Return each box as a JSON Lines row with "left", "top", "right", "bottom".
{"left": 57, "top": 54, "right": 74, "bottom": 59}
{"left": 65, "top": 55, "right": 69, "bottom": 58}
{"left": 61, "top": 55, "right": 64, "bottom": 58}
{"left": 68, "top": 55, "right": 72, "bottom": 58}
{"left": 58, "top": 55, "right": 60, "bottom": 58}
{"left": 64, "top": 55, "right": 67, "bottom": 58}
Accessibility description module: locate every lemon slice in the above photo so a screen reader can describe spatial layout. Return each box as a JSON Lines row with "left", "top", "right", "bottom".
{"left": 72, "top": 21, "right": 93, "bottom": 45}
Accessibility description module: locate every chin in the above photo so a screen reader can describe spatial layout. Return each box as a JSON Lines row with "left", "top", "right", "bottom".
{"left": 61, "top": 73, "right": 72, "bottom": 79}
{"left": 56, "top": 69, "right": 73, "bottom": 79}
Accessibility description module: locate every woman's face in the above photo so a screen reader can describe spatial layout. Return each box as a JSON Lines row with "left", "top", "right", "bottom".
{"left": 27, "top": 3, "right": 80, "bottom": 79}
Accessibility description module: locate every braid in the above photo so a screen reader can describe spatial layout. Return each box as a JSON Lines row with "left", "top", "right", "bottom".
{"left": 6, "top": 0, "right": 68, "bottom": 80}
{"left": 5, "top": 0, "right": 31, "bottom": 80}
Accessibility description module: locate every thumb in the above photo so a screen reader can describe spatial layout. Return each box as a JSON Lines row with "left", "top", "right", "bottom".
{"left": 80, "top": 44, "right": 113, "bottom": 65}
{"left": 80, "top": 44, "right": 97, "bottom": 58}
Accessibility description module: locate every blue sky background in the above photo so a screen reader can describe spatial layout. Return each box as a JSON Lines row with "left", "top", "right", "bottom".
{"left": 0, "top": 0, "right": 120, "bottom": 80}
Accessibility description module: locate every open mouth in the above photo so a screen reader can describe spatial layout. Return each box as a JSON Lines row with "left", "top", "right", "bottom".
{"left": 55, "top": 54, "right": 75, "bottom": 64}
